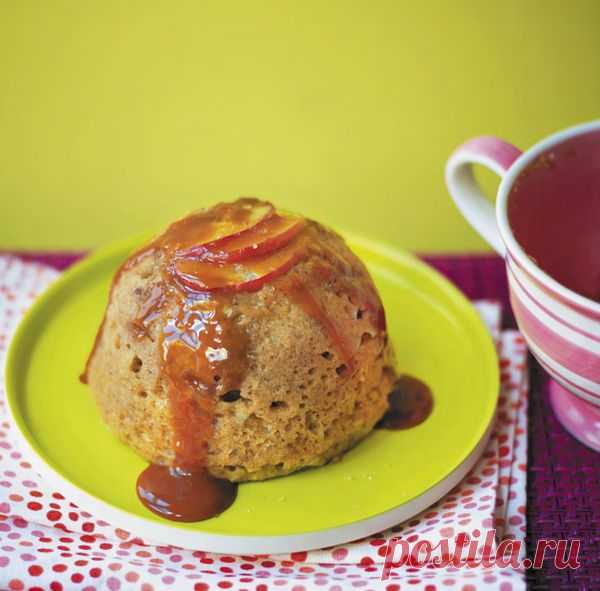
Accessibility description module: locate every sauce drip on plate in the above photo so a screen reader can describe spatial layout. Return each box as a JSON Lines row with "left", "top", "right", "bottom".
{"left": 377, "top": 375, "right": 434, "bottom": 430}
{"left": 137, "top": 464, "right": 237, "bottom": 522}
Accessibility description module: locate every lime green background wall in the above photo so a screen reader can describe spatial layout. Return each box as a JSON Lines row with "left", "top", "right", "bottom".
{"left": 1, "top": 1, "right": 599, "bottom": 252}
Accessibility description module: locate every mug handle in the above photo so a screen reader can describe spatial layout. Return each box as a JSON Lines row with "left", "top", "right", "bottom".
{"left": 445, "top": 136, "right": 522, "bottom": 256}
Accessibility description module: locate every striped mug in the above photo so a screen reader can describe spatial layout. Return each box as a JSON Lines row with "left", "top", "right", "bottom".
{"left": 446, "top": 121, "right": 600, "bottom": 451}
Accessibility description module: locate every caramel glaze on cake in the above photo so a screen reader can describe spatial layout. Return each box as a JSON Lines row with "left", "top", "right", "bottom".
{"left": 81, "top": 198, "right": 397, "bottom": 521}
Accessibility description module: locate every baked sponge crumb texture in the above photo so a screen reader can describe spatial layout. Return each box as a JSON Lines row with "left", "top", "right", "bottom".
{"left": 86, "top": 224, "right": 396, "bottom": 482}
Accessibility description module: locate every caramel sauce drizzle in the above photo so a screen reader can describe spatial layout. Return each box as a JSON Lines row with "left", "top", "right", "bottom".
{"left": 278, "top": 275, "right": 357, "bottom": 371}
{"left": 161, "top": 293, "right": 248, "bottom": 469}
{"left": 129, "top": 285, "right": 165, "bottom": 341}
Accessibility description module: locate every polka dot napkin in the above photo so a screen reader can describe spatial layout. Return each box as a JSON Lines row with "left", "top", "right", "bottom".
{"left": 0, "top": 256, "right": 528, "bottom": 591}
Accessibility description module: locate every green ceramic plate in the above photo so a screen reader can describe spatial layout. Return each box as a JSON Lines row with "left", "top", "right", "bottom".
{"left": 5, "top": 235, "right": 498, "bottom": 553}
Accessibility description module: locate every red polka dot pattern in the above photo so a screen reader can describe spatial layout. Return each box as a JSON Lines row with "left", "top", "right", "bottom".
{"left": 0, "top": 262, "right": 528, "bottom": 589}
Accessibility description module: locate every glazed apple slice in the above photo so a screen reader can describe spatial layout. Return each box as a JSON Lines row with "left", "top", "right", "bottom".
{"left": 165, "top": 198, "right": 275, "bottom": 254}
{"left": 172, "top": 236, "right": 306, "bottom": 293}
{"left": 185, "top": 215, "right": 306, "bottom": 263}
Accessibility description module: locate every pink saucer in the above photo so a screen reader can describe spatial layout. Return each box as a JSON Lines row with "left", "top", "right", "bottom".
{"left": 549, "top": 380, "right": 600, "bottom": 452}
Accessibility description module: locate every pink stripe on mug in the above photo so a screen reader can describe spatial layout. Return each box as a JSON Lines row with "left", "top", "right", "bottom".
{"left": 509, "top": 293, "right": 600, "bottom": 383}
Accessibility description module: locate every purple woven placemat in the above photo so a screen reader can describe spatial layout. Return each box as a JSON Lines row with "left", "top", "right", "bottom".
{"left": 5, "top": 250, "right": 600, "bottom": 589}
